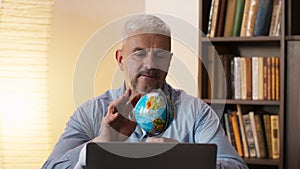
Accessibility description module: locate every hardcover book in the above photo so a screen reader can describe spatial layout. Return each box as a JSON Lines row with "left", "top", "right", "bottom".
{"left": 253, "top": 0, "right": 274, "bottom": 36}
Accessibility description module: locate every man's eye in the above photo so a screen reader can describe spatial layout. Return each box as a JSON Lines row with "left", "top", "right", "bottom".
{"left": 133, "top": 51, "right": 147, "bottom": 57}
{"left": 155, "top": 51, "right": 171, "bottom": 59}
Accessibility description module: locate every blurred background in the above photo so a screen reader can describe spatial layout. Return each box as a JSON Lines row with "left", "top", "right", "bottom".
{"left": 0, "top": 0, "right": 199, "bottom": 168}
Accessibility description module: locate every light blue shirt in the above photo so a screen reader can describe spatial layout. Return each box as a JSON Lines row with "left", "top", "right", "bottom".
{"left": 42, "top": 83, "right": 248, "bottom": 169}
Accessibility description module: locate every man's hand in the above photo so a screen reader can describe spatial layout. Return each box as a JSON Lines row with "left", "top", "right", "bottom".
{"left": 95, "top": 89, "right": 142, "bottom": 142}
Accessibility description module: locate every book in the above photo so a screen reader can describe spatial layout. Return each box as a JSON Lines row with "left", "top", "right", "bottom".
{"left": 245, "top": 57, "right": 252, "bottom": 100}
{"left": 240, "top": 0, "right": 251, "bottom": 36}
{"left": 207, "top": 46, "right": 216, "bottom": 99}
{"left": 216, "top": 54, "right": 226, "bottom": 99}
{"left": 228, "top": 111, "right": 237, "bottom": 150}
{"left": 253, "top": 0, "right": 274, "bottom": 36}
{"left": 249, "top": 111, "right": 260, "bottom": 157}
{"left": 263, "top": 57, "right": 268, "bottom": 100}
{"left": 275, "top": 57, "right": 280, "bottom": 100}
{"left": 271, "top": 57, "right": 276, "bottom": 100}
{"left": 254, "top": 114, "right": 267, "bottom": 158}
{"left": 207, "top": 0, "right": 216, "bottom": 37}
{"left": 246, "top": 0, "right": 260, "bottom": 36}
{"left": 267, "top": 57, "right": 272, "bottom": 100}
{"left": 270, "top": 115, "right": 280, "bottom": 159}
{"left": 252, "top": 57, "right": 259, "bottom": 100}
{"left": 234, "top": 57, "right": 241, "bottom": 99}
{"left": 232, "top": 0, "right": 245, "bottom": 36}
{"left": 224, "top": 113, "right": 232, "bottom": 144}
{"left": 230, "top": 111, "right": 243, "bottom": 156}
{"left": 216, "top": 0, "right": 228, "bottom": 37}
{"left": 269, "top": 0, "right": 282, "bottom": 36}
{"left": 223, "top": 0, "right": 237, "bottom": 37}
{"left": 209, "top": 0, "right": 221, "bottom": 37}
{"left": 223, "top": 55, "right": 233, "bottom": 99}
{"left": 242, "top": 114, "right": 256, "bottom": 157}
{"left": 237, "top": 104, "right": 249, "bottom": 157}
{"left": 240, "top": 57, "right": 247, "bottom": 99}
{"left": 230, "top": 58, "right": 235, "bottom": 99}
{"left": 258, "top": 57, "right": 264, "bottom": 100}
{"left": 263, "top": 114, "right": 273, "bottom": 158}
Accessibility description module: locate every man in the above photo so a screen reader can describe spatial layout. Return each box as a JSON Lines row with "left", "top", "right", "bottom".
{"left": 43, "top": 14, "right": 248, "bottom": 169}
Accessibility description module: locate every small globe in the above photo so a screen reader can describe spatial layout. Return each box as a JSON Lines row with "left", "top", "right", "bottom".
{"left": 134, "top": 89, "right": 174, "bottom": 136}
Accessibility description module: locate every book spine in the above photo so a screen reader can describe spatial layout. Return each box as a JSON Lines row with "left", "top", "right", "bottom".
{"left": 263, "top": 57, "right": 268, "bottom": 100}
{"left": 254, "top": 114, "right": 267, "bottom": 158}
{"left": 270, "top": 115, "right": 280, "bottom": 159}
{"left": 229, "top": 111, "right": 237, "bottom": 149}
{"left": 269, "top": 0, "right": 282, "bottom": 36}
{"left": 207, "top": 0, "right": 216, "bottom": 37}
{"left": 245, "top": 57, "right": 252, "bottom": 100}
{"left": 240, "top": 0, "right": 251, "bottom": 37}
{"left": 246, "top": 0, "right": 260, "bottom": 36}
{"left": 207, "top": 46, "right": 216, "bottom": 99}
{"left": 224, "top": 0, "right": 237, "bottom": 37}
{"left": 237, "top": 104, "right": 249, "bottom": 157}
{"left": 224, "top": 55, "right": 233, "bottom": 99}
{"left": 234, "top": 57, "right": 241, "bottom": 99}
{"left": 275, "top": 57, "right": 280, "bottom": 100}
{"left": 249, "top": 111, "right": 260, "bottom": 157}
{"left": 216, "top": 0, "right": 228, "bottom": 37}
{"left": 230, "top": 111, "right": 244, "bottom": 156}
{"left": 271, "top": 57, "right": 276, "bottom": 100}
{"left": 231, "top": 59, "right": 235, "bottom": 99}
{"left": 253, "top": 0, "right": 274, "bottom": 36}
{"left": 240, "top": 57, "right": 247, "bottom": 99}
{"left": 224, "top": 113, "right": 232, "bottom": 144}
{"left": 243, "top": 114, "right": 256, "bottom": 157}
{"left": 232, "top": 0, "right": 245, "bottom": 36}
{"left": 252, "top": 57, "right": 259, "bottom": 100}
{"left": 267, "top": 57, "right": 272, "bottom": 100}
{"left": 263, "top": 114, "right": 273, "bottom": 158}
{"left": 258, "top": 57, "right": 264, "bottom": 100}
{"left": 210, "top": 0, "right": 221, "bottom": 37}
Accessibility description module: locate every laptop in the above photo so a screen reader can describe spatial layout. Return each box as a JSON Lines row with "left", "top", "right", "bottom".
{"left": 86, "top": 142, "right": 217, "bottom": 169}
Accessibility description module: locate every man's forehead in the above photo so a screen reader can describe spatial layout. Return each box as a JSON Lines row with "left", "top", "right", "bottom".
{"left": 122, "top": 33, "right": 171, "bottom": 50}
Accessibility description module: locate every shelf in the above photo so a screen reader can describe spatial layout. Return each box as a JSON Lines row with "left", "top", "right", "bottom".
{"left": 243, "top": 158, "right": 280, "bottom": 166}
{"left": 201, "top": 36, "right": 281, "bottom": 42}
{"left": 286, "top": 35, "right": 300, "bottom": 41}
{"left": 202, "top": 99, "right": 280, "bottom": 105}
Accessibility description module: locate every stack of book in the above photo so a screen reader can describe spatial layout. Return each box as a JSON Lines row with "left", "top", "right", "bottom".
{"left": 223, "top": 105, "right": 280, "bottom": 159}
{"left": 206, "top": 46, "right": 280, "bottom": 100}
{"left": 206, "top": 0, "right": 282, "bottom": 37}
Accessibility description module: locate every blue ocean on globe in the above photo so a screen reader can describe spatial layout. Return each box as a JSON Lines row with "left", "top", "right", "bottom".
{"left": 134, "top": 90, "right": 174, "bottom": 135}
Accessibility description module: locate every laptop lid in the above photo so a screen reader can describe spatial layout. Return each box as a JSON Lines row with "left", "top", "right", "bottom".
{"left": 86, "top": 142, "right": 217, "bottom": 169}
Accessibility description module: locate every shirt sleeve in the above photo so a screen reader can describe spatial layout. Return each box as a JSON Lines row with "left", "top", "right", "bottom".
{"left": 42, "top": 102, "right": 102, "bottom": 169}
{"left": 194, "top": 102, "right": 249, "bottom": 169}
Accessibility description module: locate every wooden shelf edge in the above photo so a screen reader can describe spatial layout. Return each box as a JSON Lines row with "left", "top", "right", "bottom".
{"left": 286, "top": 35, "right": 300, "bottom": 41}
{"left": 201, "top": 36, "right": 281, "bottom": 42}
{"left": 202, "top": 99, "right": 280, "bottom": 105}
{"left": 243, "top": 158, "right": 280, "bottom": 166}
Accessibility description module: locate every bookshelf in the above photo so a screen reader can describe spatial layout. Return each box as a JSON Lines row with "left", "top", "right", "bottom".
{"left": 198, "top": 0, "right": 286, "bottom": 169}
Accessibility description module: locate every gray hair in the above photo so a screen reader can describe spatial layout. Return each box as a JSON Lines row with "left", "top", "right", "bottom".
{"left": 122, "top": 14, "right": 171, "bottom": 39}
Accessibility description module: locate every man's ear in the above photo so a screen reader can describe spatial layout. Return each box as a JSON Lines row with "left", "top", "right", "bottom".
{"left": 115, "top": 49, "right": 124, "bottom": 71}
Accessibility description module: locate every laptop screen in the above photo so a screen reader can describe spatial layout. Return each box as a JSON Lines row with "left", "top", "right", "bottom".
{"left": 86, "top": 142, "right": 217, "bottom": 169}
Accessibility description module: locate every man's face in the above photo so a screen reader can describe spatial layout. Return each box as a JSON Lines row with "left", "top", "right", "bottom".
{"left": 116, "top": 33, "right": 172, "bottom": 93}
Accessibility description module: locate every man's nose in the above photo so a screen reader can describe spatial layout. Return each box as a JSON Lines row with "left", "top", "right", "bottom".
{"left": 143, "top": 52, "right": 156, "bottom": 69}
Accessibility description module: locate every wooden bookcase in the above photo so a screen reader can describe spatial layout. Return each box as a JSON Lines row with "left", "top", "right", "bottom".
{"left": 198, "top": 0, "right": 287, "bottom": 169}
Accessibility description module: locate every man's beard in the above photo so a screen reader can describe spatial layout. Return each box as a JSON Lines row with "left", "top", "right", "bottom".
{"left": 130, "top": 68, "right": 161, "bottom": 93}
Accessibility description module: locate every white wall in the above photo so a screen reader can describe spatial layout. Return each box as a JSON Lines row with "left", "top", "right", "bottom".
{"left": 48, "top": 0, "right": 145, "bottom": 146}
{"left": 145, "top": 0, "right": 199, "bottom": 97}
